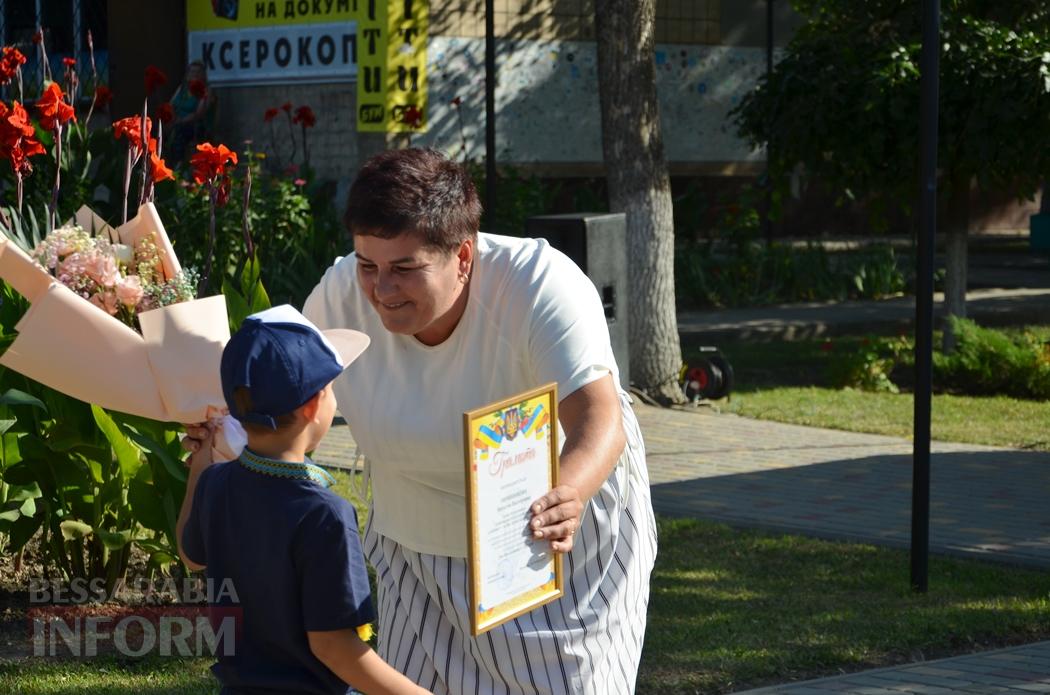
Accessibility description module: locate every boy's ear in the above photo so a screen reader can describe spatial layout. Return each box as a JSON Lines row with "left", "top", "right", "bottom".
{"left": 298, "top": 391, "right": 323, "bottom": 422}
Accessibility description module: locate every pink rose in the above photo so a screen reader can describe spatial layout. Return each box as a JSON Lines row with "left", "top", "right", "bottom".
{"left": 58, "top": 252, "right": 87, "bottom": 280}
{"left": 85, "top": 252, "right": 120, "bottom": 288}
{"left": 115, "top": 275, "right": 144, "bottom": 308}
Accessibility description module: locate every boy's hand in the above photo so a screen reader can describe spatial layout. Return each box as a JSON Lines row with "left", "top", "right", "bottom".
{"left": 181, "top": 422, "right": 215, "bottom": 469}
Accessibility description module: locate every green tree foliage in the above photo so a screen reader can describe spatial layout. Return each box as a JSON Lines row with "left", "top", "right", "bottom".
{"left": 733, "top": 0, "right": 1050, "bottom": 218}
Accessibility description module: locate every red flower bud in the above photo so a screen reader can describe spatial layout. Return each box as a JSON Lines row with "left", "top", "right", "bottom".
{"left": 93, "top": 85, "right": 113, "bottom": 108}
{"left": 292, "top": 105, "right": 316, "bottom": 128}
{"left": 157, "top": 102, "right": 174, "bottom": 125}
{"left": 144, "top": 64, "right": 168, "bottom": 94}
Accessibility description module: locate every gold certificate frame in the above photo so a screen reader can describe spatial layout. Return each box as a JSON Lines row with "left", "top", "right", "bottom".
{"left": 463, "top": 382, "right": 563, "bottom": 636}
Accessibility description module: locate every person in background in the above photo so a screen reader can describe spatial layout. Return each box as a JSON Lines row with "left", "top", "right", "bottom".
{"left": 168, "top": 60, "right": 213, "bottom": 160}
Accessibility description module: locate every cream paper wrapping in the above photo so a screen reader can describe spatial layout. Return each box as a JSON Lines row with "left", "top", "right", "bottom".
{"left": 0, "top": 205, "right": 242, "bottom": 460}
{"left": 0, "top": 232, "right": 53, "bottom": 304}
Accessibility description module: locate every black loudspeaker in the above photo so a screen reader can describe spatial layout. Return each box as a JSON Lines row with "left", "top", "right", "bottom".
{"left": 523, "top": 213, "right": 630, "bottom": 390}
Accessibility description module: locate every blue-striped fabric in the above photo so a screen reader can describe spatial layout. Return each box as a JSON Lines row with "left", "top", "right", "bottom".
{"left": 365, "top": 393, "right": 657, "bottom": 694}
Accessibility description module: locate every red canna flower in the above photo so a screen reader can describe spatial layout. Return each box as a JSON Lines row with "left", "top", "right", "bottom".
{"left": 0, "top": 47, "right": 27, "bottom": 85}
{"left": 0, "top": 101, "right": 46, "bottom": 176}
{"left": 93, "top": 84, "right": 113, "bottom": 108}
{"left": 149, "top": 151, "right": 174, "bottom": 183}
{"left": 292, "top": 105, "right": 315, "bottom": 128}
{"left": 156, "top": 102, "right": 174, "bottom": 125}
{"left": 280, "top": 101, "right": 292, "bottom": 112}
{"left": 188, "top": 79, "right": 207, "bottom": 99}
{"left": 36, "top": 82, "right": 76, "bottom": 131}
{"left": 215, "top": 175, "right": 232, "bottom": 207}
{"left": 113, "top": 115, "right": 152, "bottom": 154}
{"left": 2, "top": 101, "right": 36, "bottom": 142}
{"left": 144, "top": 64, "right": 167, "bottom": 94}
{"left": 190, "top": 142, "right": 238, "bottom": 185}
{"left": 263, "top": 107, "right": 279, "bottom": 122}
{"left": 62, "top": 57, "right": 75, "bottom": 67}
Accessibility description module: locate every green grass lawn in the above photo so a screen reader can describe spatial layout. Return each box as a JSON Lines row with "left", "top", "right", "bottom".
{"left": 4, "top": 508, "right": 1048, "bottom": 694}
{"left": 691, "top": 330, "right": 1050, "bottom": 451}
{"left": 640, "top": 518, "right": 1050, "bottom": 694}
{"left": 0, "top": 658, "right": 216, "bottom": 694}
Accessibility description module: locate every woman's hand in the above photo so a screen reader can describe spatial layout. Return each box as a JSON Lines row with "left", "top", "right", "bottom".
{"left": 529, "top": 485, "right": 584, "bottom": 553}
{"left": 181, "top": 422, "right": 215, "bottom": 469}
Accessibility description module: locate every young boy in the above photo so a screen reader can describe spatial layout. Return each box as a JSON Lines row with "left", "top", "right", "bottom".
{"left": 177, "top": 305, "right": 430, "bottom": 695}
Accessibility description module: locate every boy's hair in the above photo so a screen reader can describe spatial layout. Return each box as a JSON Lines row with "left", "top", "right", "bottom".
{"left": 231, "top": 386, "right": 298, "bottom": 433}
{"left": 344, "top": 147, "right": 482, "bottom": 253}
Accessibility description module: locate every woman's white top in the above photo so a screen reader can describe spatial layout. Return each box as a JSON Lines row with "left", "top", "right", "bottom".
{"left": 303, "top": 233, "right": 620, "bottom": 557}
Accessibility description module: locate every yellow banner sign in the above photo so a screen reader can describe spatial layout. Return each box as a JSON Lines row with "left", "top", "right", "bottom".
{"left": 356, "top": 0, "right": 428, "bottom": 133}
{"left": 187, "top": 0, "right": 355, "bottom": 30}
{"left": 187, "top": 0, "right": 358, "bottom": 85}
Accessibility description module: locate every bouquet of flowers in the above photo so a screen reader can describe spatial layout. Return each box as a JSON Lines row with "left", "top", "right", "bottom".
{"left": 31, "top": 220, "right": 197, "bottom": 330}
{"left": 0, "top": 203, "right": 244, "bottom": 459}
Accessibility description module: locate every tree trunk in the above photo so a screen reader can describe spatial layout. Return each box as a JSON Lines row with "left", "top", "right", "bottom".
{"left": 942, "top": 173, "right": 970, "bottom": 353}
{"left": 595, "top": 0, "right": 685, "bottom": 404}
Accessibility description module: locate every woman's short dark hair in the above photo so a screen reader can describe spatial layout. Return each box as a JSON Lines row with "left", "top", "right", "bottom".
{"left": 344, "top": 148, "right": 482, "bottom": 253}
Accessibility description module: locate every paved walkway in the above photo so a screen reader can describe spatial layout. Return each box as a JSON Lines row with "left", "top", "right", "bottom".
{"left": 636, "top": 404, "right": 1050, "bottom": 568}
{"left": 678, "top": 248, "right": 1050, "bottom": 341}
{"left": 735, "top": 641, "right": 1050, "bottom": 694}
{"left": 678, "top": 288, "right": 1050, "bottom": 342}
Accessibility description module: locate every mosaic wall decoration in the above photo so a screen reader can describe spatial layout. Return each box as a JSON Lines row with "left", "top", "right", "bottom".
{"left": 415, "top": 36, "right": 771, "bottom": 164}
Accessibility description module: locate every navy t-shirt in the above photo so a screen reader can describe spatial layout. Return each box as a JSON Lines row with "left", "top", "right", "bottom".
{"left": 181, "top": 460, "right": 375, "bottom": 694}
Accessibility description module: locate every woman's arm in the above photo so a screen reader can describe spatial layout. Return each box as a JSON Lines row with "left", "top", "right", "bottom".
{"left": 307, "top": 629, "right": 431, "bottom": 694}
{"left": 529, "top": 373, "right": 626, "bottom": 553}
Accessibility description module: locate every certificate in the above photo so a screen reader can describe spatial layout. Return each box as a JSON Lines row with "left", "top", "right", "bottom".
{"left": 463, "top": 383, "right": 563, "bottom": 636}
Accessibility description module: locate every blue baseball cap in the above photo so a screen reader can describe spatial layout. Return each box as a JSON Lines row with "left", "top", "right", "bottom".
{"left": 220, "top": 305, "right": 370, "bottom": 429}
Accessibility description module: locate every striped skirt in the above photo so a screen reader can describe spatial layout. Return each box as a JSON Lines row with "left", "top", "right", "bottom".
{"left": 363, "top": 394, "right": 658, "bottom": 694}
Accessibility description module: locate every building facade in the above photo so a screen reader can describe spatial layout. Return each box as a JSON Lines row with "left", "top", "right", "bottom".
{"left": 12, "top": 1, "right": 1036, "bottom": 234}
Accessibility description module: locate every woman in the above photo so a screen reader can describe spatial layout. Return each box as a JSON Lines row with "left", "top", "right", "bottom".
{"left": 191, "top": 148, "right": 658, "bottom": 693}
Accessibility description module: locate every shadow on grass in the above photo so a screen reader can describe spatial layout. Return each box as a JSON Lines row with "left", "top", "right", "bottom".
{"left": 639, "top": 516, "right": 1050, "bottom": 694}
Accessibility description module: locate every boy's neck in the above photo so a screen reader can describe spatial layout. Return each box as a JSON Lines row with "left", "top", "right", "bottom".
{"left": 245, "top": 432, "right": 314, "bottom": 463}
